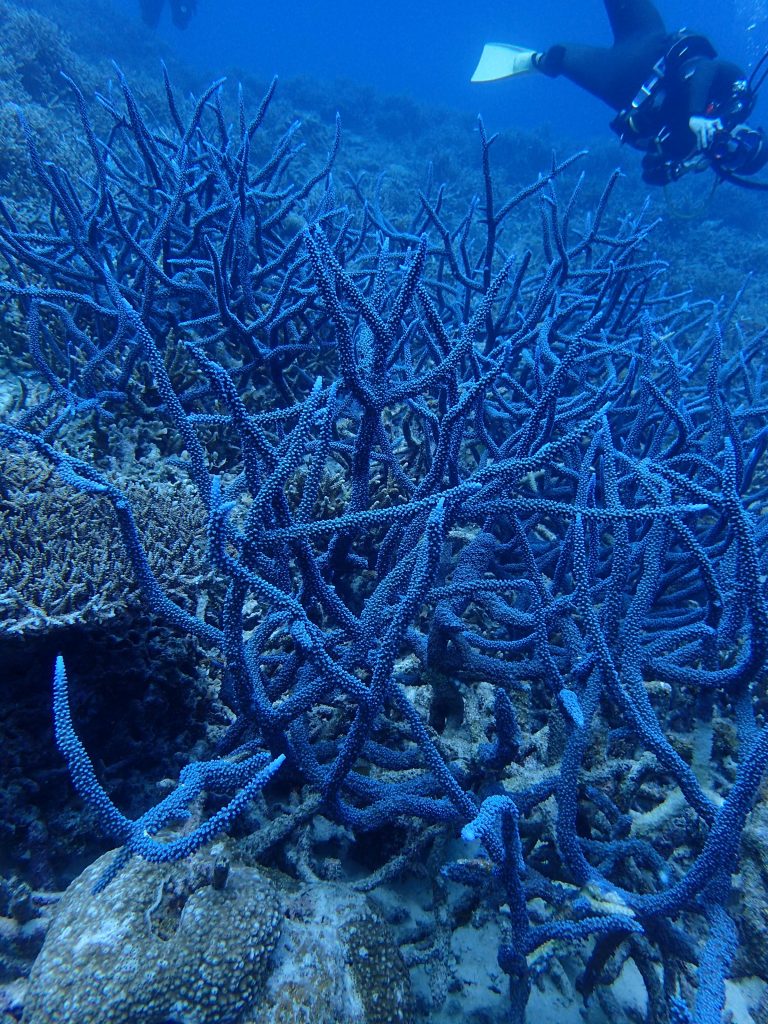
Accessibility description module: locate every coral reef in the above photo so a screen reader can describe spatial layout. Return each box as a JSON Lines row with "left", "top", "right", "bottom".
{"left": 0, "top": 447, "right": 212, "bottom": 637}
{"left": 1, "top": 7, "right": 768, "bottom": 1023}
{"left": 23, "top": 839, "right": 412, "bottom": 1024}
{"left": 23, "top": 843, "right": 283, "bottom": 1024}
{"left": 0, "top": 1, "right": 97, "bottom": 200}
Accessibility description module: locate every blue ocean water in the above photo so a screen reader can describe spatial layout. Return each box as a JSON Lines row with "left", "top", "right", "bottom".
{"left": 108, "top": 0, "right": 768, "bottom": 137}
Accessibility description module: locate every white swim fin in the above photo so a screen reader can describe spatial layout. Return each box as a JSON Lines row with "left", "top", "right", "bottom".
{"left": 471, "top": 43, "right": 540, "bottom": 83}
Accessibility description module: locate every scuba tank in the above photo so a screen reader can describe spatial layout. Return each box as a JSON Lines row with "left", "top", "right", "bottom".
{"left": 610, "top": 31, "right": 717, "bottom": 148}
{"left": 613, "top": 33, "right": 768, "bottom": 190}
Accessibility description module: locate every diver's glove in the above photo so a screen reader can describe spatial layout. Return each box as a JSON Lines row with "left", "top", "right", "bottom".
{"left": 689, "top": 116, "right": 723, "bottom": 150}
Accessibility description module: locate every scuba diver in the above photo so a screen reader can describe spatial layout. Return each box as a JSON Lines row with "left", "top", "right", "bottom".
{"left": 140, "top": 0, "right": 197, "bottom": 30}
{"left": 471, "top": 0, "right": 768, "bottom": 189}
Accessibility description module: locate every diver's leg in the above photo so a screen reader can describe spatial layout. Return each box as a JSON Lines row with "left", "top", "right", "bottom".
{"left": 538, "top": 34, "right": 667, "bottom": 110}
{"left": 536, "top": 1, "right": 669, "bottom": 111}
{"left": 538, "top": 44, "right": 623, "bottom": 107}
{"left": 604, "top": 0, "right": 666, "bottom": 42}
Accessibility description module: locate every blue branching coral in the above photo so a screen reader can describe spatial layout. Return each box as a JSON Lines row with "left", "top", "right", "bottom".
{"left": 53, "top": 654, "right": 285, "bottom": 889}
{"left": 2, "top": 68, "right": 768, "bottom": 1023}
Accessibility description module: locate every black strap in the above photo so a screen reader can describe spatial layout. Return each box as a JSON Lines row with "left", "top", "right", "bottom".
{"left": 613, "top": 32, "right": 717, "bottom": 149}
{"left": 720, "top": 168, "right": 768, "bottom": 191}
{"left": 713, "top": 166, "right": 768, "bottom": 191}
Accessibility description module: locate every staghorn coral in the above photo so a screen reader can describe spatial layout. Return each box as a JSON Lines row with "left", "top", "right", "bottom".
{"left": 2, "top": 58, "right": 768, "bottom": 1024}
{"left": 0, "top": 447, "right": 213, "bottom": 637}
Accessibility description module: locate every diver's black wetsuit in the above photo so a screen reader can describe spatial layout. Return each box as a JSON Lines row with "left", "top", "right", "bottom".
{"left": 539, "top": 0, "right": 671, "bottom": 110}
{"left": 537, "top": 0, "right": 753, "bottom": 175}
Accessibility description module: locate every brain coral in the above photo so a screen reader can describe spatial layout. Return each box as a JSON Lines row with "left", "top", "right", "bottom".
{"left": 23, "top": 841, "right": 413, "bottom": 1024}
{"left": 22, "top": 844, "right": 283, "bottom": 1024}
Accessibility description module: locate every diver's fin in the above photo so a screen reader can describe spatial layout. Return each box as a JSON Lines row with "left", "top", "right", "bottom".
{"left": 471, "top": 43, "right": 540, "bottom": 83}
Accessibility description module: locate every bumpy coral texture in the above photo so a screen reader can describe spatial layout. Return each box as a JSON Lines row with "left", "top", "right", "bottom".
{"left": 23, "top": 842, "right": 413, "bottom": 1024}
{"left": 0, "top": 447, "right": 211, "bottom": 636}
{"left": 251, "top": 881, "right": 413, "bottom": 1024}
{"left": 23, "top": 846, "right": 282, "bottom": 1024}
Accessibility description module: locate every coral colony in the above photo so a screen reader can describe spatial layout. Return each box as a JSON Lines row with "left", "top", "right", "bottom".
{"left": 2, "top": 67, "right": 768, "bottom": 1023}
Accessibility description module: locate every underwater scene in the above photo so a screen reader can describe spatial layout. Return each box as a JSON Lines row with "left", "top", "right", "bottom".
{"left": 2, "top": 0, "right": 768, "bottom": 1021}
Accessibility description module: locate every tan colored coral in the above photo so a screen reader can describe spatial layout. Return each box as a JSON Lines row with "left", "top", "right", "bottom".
{"left": 0, "top": 447, "right": 213, "bottom": 636}
{"left": 24, "top": 840, "right": 413, "bottom": 1024}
